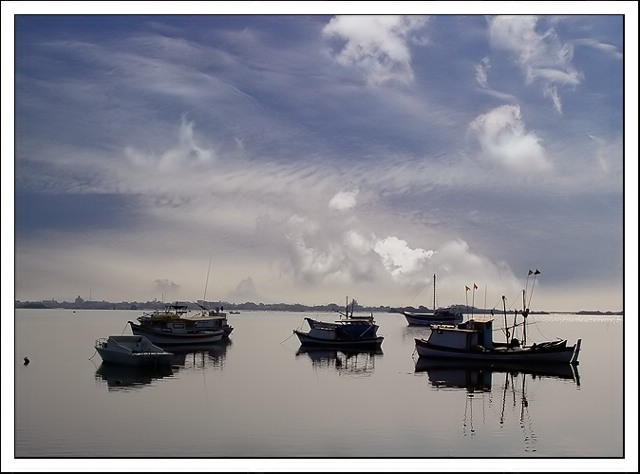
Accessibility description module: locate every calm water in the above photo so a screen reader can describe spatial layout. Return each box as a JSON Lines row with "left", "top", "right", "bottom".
{"left": 10, "top": 309, "right": 629, "bottom": 470}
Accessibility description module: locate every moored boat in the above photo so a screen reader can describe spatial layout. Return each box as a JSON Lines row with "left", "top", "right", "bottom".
{"left": 402, "top": 274, "right": 463, "bottom": 326}
{"left": 293, "top": 297, "right": 384, "bottom": 349}
{"left": 128, "top": 302, "right": 232, "bottom": 346}
{"left": 414, "top": 270, "right": 581, "bottom": 365}
{"left": 95, "top": 335, "right": 174, "bottom": 367}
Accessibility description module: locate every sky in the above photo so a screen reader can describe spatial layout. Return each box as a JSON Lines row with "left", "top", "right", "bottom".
{"left": 3, "top": 2, "right": 638, "bottom": 314}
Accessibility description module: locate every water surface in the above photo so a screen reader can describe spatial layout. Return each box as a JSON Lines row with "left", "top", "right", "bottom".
{"left": 11, "top": 309, "right": 627, "bottom": 470}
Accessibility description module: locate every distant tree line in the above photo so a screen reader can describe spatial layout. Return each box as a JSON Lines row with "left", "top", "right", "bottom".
{"left": 14, "top": 297, "right": 622, "bottom": 315}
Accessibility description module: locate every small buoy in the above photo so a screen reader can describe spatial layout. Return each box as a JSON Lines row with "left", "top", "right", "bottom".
{"left": 23, "top": 357, "right": 30, "bottom": 365}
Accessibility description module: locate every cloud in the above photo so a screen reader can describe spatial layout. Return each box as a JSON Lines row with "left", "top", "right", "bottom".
{"left": 373, "top": 236, "right": 434, "bottom": 280}
{"left": 475, "top": 57, "right": 491, "bottom": 88}
{"left": 488, "top": 15, "right": 582, "bottom": 113}
{"left": 323, "top": 15, "right": 429, "bottom": 86}
{"left": 469, "top": 104, "right": 552, "bottom": 173}
{"left": 127, "top": 115, "right": 216, "bottom": 173}
{"left": 226, "top": 277, "right": 265, "bottom": 304}
{"left": 329, "top": 190, "right": 358, "bottom": 211}
{"left": 572, "top": 38, "right": 623, "bottom": 60}
{"left": 152, "top": 278, "right": 179, "bottom": 296}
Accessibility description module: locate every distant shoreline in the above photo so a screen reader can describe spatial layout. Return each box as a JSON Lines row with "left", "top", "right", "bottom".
{"left": 13, "top": 299, "right": 623, "bottom": 316}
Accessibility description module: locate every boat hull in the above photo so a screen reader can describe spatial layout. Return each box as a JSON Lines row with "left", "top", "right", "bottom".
{"left": 95, "top": 336, "right": 174, "bottom": 367}
{"left": 403, "top": 311, "right": 463, "bottom": 326}
{"left": 129, "top": 322, "right": 225, "bottom": 345}
{"left": 96, "top": 348, "right": 174, "bottom": 367}
{"left": 294, "top": 330, "right": 384, "bottom": 348}
{"left": 414, "top": 337, "right": 581, "bottom": 364}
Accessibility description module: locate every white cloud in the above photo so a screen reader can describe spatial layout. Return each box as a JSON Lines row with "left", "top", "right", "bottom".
{"left": 323, "top": 15, "right": 428, "bottom": 86}
{"left": 373, "top": 236, "right": 434, "bottom": 280}
{"left": 572, "top": 38, "right": 623, "bottom": 60}
{"left": 488, "top": 15, "right": 582, "bottom": 113}
{"left": 469, "top": 104, "right": 552, "bottom": 173}
{"left": 475, "top": 57, "right": 491, "bottom": 88}
{"left": 329, "top": 190, "right": 358, "bottom": 211}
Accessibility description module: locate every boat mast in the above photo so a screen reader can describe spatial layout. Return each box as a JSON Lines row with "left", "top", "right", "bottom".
{"left": 502, "top": 295, "right": 511, "bottom": 344}
{"left": 522, "top": 289, "right": 528, "bottom": 346}
{"left": 433, "top": 274, "right": 436, "bottom": 310}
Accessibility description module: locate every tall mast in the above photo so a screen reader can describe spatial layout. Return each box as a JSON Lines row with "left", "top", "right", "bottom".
{"left": 502, "top": 295, "right": 510, "bottom": 344}
{"left": 433, "top": 274, "right": 436, "bottom": 310}
{"left": 522, "top": 289, "right": 527, "bottom": 346}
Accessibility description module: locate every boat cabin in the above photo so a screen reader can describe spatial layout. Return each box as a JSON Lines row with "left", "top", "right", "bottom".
{"left": 429, "top": 319, "right": 495, "bottom": 350}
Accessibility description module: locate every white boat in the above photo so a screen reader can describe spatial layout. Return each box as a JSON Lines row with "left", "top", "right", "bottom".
{"left": 402, "top": 274, "right": 463, "bottom": 326}
{"left": 128, "top": 303, "right": 232, "bottom": 346}
{"left": 95, "top": 335, "right": 174, "bottom": 367}
{"left": 414, "top": 270, "right": 581, "bottom": 364}
{"left": 293, "top": 297, "right": 384, "bottom": 348}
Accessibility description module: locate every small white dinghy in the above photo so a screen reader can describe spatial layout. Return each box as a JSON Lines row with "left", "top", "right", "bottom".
{"left": 95, "top": 335, "right": 174, "bottom": 367}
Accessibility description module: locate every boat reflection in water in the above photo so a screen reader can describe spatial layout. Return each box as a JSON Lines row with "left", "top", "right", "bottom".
{"left": 414, "top": 358, "right": 580, "bottom": 452}
{"left": 95, "top": 340, "right": 231, "bottom": 390}
{"left": 415, "top": 358, "right": 580, "bottom": 391}
{"left": 95, "top": 363, "right": 174, "bottom": 391}
{"left": 296, "top": 347, "right": 383, "bottom": 377}
{"left": 169, "top": 340, "right": 231, "bottom": 371}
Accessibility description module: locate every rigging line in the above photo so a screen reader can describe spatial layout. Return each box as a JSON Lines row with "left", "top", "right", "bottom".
{"left": 407, "top": 278, "right": 433, "bottom": 306}
{"left": 120, "top": 320, "right": 131, "bottom": 335}
{"left": 279, "top": 330, "right": 297, "bottom": 345}
{"left": 203, "top": 255, "right": 213, "bottom": 302}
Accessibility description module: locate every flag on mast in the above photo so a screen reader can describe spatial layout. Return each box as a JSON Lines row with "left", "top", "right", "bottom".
{"left": 473, "top": 283, "right": 478, "bottom": 290}
{"left": 465, "top": 285, "right": 471, "bottom": 292}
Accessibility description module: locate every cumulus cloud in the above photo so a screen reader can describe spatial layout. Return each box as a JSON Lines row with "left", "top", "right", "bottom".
{"left": 488, "top": 15, "right": 582, "bottom": 113}
{"left": 373, "top": 236, "right": 434, "bottom": 280}
{"left": 323, "top": 15, "right": 429, "bottom": 86}
{"left": 329, "top": 190, "right": 358, "bottom": 211}
{"left": 469, "top": 104, "right": 552, "bottom": 173}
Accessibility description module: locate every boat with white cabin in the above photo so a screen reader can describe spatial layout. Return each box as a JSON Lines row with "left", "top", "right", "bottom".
{"left": 293, "top": 298, "right": 384, "bottom": 348}
{"left": 128, "top": 302, "right": 232, "bottom": 346}
{"left": 414, "top": 270, "right": 581, "bottom": 364}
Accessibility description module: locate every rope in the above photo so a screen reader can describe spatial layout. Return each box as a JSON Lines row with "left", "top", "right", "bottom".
{"left": 279, "top": 330, "right": 297, "bottom": 345}
{"left": 121, "top": 320, "right": 132, "bottom": 335}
